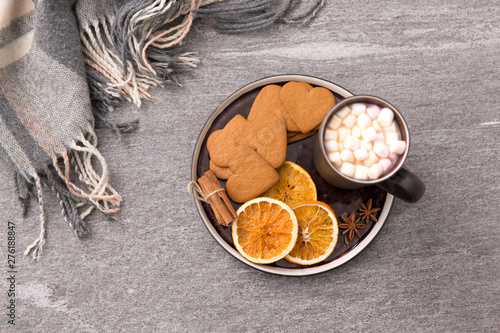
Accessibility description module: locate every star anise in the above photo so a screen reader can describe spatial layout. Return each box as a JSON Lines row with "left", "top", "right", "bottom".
{"left": 358, "top": 199, "right": 380, "bottom": 224}
{"left": 339, "top": 212, "right": 365, "bottom": 245}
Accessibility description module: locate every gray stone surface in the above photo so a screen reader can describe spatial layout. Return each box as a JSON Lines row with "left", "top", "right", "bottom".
{"left": 1, "top": 1, "right": 499, "bottom": 332}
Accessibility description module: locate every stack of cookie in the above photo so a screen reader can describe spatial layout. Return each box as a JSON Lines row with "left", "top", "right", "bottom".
{"left": 207, "top": 81, "right": 336, "bottom": 203}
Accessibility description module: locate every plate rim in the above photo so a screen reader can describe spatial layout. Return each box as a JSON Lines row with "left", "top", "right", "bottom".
{"left": 191, "top": 74, "right": 394, "bottom": 276}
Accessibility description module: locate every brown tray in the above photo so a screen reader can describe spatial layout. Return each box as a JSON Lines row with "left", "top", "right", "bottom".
{"left": 191, "top": 75, "right": 394, "bottom": 276}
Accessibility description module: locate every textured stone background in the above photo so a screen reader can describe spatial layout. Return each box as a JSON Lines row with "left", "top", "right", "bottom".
{"left": 1, "top": 1, "right": 499, "bottom": 332}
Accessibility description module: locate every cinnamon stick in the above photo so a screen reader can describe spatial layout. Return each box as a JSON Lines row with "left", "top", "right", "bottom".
{"left": 204, "top": 170, "right": 236, "bottom": 220}
{"left": 197, "top": 171, "right": 236, "bottom": 226}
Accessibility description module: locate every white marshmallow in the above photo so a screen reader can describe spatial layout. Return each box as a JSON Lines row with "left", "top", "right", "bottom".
{"left": 325, "top": 140, "right": 339, "bottom": 152}
{"left": 354, "top": 165, "right": 368, "bottom": 180}
{"left": 372, "top": 120, "right": 383, "bottom": 132}
{"left": 338, "top": 127, "right": 350, "bottom": 142}
{"left": 378, "top": 108, "right": 394, "bottom": 127}
{"left": 385, "top": 132, "right": 400, "bottom": 145}
{"left": 350, "top": 103, "right": 366, "bottom": 115}
{"left": 357, "top": 113, "right": 372, "bottom": 130}
{"left": 351, "top": 126, "right": 362, "bottom": 138}
{"left": 340, "top": 162, "right": 356, "bottom": 178}
{"left": 328, "top": 115, "right": 342, "bottom": 130}
{"left": 361, "top": 127, "right": 378, "bottom": 142}
{"left": 389, "top": 140, "right": 407, "bottom": 154}
{"left": 344, "top": 135, "right": 360, "bottom": 150}
{"left": 373, "top": 142, "right": 389, "bottom": 158}
{"left": 359, "top": 139, "right": 373, "bottom": 151}
{"left": 342, "top": 114, "right": 356, "bottom": 128}
{"left": 325, "top": 129, "right": 338, "bottom": 140}
{"left": 384, "top": 121, "right": 398, "bottom": 132}
{"left": 364, "top": 151, "right": 379, "bottom": 167}
{"left": 328, "top": 152, "right": 342, "bottom": 167}
{"left": 336, "top": 106, "right": 351, "bottom": 118}
{"left": 354, "top": 148, "right": 369, "bottom": 161}
{"left": 367, "top": 164, "right": 384, "bottom": 180}
{"left": 340, "top": 149, "right": 355, "bottom": 162}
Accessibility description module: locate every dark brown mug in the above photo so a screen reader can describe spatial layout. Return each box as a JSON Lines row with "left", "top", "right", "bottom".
{"left": 313, "top": 95, "right": 425, "bottom": 203}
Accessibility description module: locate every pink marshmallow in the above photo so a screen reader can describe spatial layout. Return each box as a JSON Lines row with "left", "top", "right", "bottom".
{"left": 366, "top": 105, "right": 381, "bottom": 120}
{"left": 378, "top": 158, "right": 393, "bottom": 172}
{"left": 373, "top": 132, "right": 385, "bottom": 143}
{"left": 389, "top": 153, "right": 399, "bottom": 161}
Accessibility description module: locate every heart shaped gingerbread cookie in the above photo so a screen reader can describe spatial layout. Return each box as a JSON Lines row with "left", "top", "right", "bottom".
{"left": 248, "top": 84, "right": 301, "bottom": 132}
{"left": 207, "top": 114, "right": 246, "bottom": 167}
{"left": 226, "top": 146, "right": 279, "bottom": 203}
{"left": 280, "top": 81, "right": 336, "bottom": 134}
{"left": 234, "top": 112, "right": 287, "bottom": 169}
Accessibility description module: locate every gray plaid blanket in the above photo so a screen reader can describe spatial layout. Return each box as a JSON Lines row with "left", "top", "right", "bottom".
{"left": 0, "top": 0, "right": 324, "bottom": 259}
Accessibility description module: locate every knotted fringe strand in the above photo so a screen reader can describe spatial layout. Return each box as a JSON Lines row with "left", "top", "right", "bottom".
{"left": 51, "top": 129, "right": 122, "bottom": 218}
{"left": 69, "top": 130, "right": 122, "bottom": 220}
{"left": 23, "top": 174, "right": 46, "bottom": 260}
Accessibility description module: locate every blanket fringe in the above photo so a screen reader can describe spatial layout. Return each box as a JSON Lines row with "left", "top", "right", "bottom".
{"left": 23, "top": 128, "right": 121, "bottom": 259}
{"left": 80, "top": 0, "right": 229, "bottom": 112}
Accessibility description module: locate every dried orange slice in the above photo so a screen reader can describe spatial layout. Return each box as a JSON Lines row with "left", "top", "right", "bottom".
{"left": 261, "top": 161, "right": 317, "bottom": 206}
{"left": 232, "top": 198, "right": 298, "bottom": 264}
{"left": 285, "top": 201, "right": 339, "bottom": 265}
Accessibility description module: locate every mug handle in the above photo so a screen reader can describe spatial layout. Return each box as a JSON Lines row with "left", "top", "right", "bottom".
{"left": 376, "top": 167, "right": 425, "bottom": 203}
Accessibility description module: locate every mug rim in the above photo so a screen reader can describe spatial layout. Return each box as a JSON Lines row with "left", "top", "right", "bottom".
{"left": 318, "top": 95, "right": 410, "bottom": 185}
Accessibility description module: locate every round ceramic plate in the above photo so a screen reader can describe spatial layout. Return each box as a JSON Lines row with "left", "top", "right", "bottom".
{"left": 191, "top": 75, "right": 393, "bottom": 276}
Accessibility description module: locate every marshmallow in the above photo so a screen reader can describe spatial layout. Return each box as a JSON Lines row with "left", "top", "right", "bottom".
{"left": 364, "top": 151, "right": 379, "bottom": 167}
{"left": 325, "top": 129, "right": 338, "bottom": 140}
{"left": 328, "top": 115, "right": 342, "bottom": 130}
{"left": 366, "top": 105, "right": 381, "bottom": 120}
{"left": 389, "top": 152, "right": 399, "bottom": 161}
{"left": 367, "top": 164, "right": 384, "bottom": 180}
{"left": 378, "top": 158, "right": 393, "bottom": 172}
{"left": 384, "top": 121, "right": 398, "bottom": 132}
{"left": 344, "top": 135, "right": 360, "bottom": 150}
{"left": 350, "top": 103, "right": 366, "bottom": 115}
{"left": 359, "top": 139, "right": 373, "bottom": 151}
{"left": 357, "top": 113, "right": 372, "bottom": 130}
{"left": 385, "top": 132, "right": 400, "bottom": 145}
{"left": 354, "top": 148, "right": 369, "bottom": 161}
{"left": 372, "top": 120, "right": 382, "bottom": 132}
{"left": 389, "top": 140, "right": 407, "bottom": 154}
{"left": 342, "top": 114, "right": 356, "bottom": 128}
{"left": 354, "top": 165, "right": 368, "bottom": 180}
{"left": 351, "top": 125, "right": 362, "bottom": 138}
{"left": 361, "top": 127, "right": 378, "bottom": 142}
{"left": 373, "top": 142, "right": 389, "bottom": 158}
{"left": 328, "top": 152, "right": 342, "bottom": 167}
{"left": 340, "top": 149, "right": 355, "bottom": 162}
{"left": 373, "top": 132, "right": 385, "bottom": 143}
{"left": 378, "top": 108, "right": 394, "bottom": 127}
{"left": 325, "top": 140, "right": 339, "bottom": 152}
{"left": 336, "top": 106, "right": 351, "bottom": 118}
{"left": 338, "top": 127, "right": 350, "bottom": 142}
{"left": 340, "top": 162, "right": 356, "bottom": 178}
